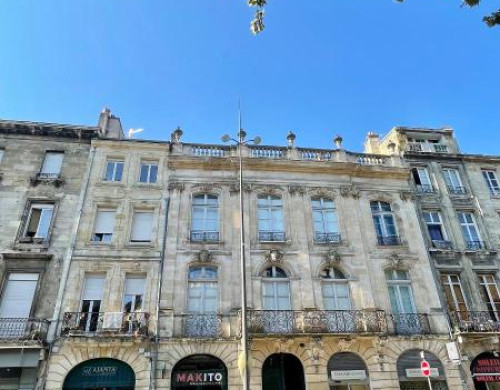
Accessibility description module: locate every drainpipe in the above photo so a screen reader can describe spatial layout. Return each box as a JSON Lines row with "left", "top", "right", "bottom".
{"left": 150, "top": 197, "right": 170, "bottom": 390}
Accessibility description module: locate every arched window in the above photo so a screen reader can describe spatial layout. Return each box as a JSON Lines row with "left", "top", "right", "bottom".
{"left": 311, "top": 197, "right": 340, "bottom": 243}
{"left": 188, "top": 266, "right": 218, "bottom": 313}
{"left": 262, "top": 266, "right": 290, "bottom": 310}
{"left": 321, "top": 267, "right": 350, "bottom": 310}
{"left": 191, "top": 194, "right": 219, "bottom": 242}
{"left": 370, "top": 201, "right": 399, "bottom": 246}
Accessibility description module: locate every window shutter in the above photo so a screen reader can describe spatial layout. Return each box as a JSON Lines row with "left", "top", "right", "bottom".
{"left": 40, "top": 152, "right": 63, "bottom": 174}
{"left": 94, "top": 210, "right": 116, "bottom": 234}
{"left": 0, "top": 273, "right": 39, "bottom": 318}
{"left": 130, "top": 212, "right": 153, "bottom": 241}
{"left": 124, "top": 277, "right": 145, "bottom": 296}
{"left": 82, "top": 276, "right": 105, "bottom": 301}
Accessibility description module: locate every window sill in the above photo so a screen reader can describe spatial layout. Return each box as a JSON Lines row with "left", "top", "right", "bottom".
{"left": 14, "top": 239, "right": 50, "bottom": 250}
{"left": 29, "top": 176, "right": 65, "bottom": 188}
{"left": 126, "top": 242, "right": 156, "bottom": 249}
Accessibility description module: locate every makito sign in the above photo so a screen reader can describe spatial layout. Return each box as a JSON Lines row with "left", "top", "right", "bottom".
{"left": 421, "top": 359, "right": 431, "bottom": 378}
{"left": 173, "top": 370, "right": 225, "bottom": 387}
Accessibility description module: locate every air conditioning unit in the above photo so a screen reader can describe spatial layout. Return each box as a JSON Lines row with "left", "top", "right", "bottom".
{"left": 102, "top": 312, "right": 123, "bottom": 330}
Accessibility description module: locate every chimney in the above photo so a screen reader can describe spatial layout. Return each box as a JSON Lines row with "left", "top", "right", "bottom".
{"left": 97, "top": 107, "right": 124, "bottom": 140}
{"left": 364, "top": 132, "right": 380, "bottom": 154}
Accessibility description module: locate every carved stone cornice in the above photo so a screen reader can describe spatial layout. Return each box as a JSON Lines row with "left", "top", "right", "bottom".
{"left": 288, "top": 185, "right": 306, "bottom": 195}
{"left": 229, "top": 182, "right": 252, "bottom": 193}
{"left": 399, "top": 191, "right": 416, "bottom": 201}
{"left": 340, "top": 185, "right": 360, "bottom": 199}
{"left": 191, "top": 183, "right": 223, "bottom": 193}
{"left": 307, "top": 187, "right": 337, "bottom": 198}
{"left": 253, "top": 184, "right": 283, "bottom": 195}
{"left": 167, "top": 181, "right": 185, "bottom": 191}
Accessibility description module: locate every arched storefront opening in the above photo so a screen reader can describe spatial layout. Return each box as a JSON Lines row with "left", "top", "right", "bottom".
{"left": 262, "top": 353, "right": 305, "bottom": 390}
{"left": 471, "top": 352, "right": 500, "bottom": 389}
{"left": 397, "top": 350, "right": 448, "bottom": 390}
{"left": 63, "top": 358, "right": 135, "bottom": 390}
{"left": 171, "top": 354, "right": 227, "bottom": 390}
{"left": 328, "top": 352, "right": 369, "bottom": 390}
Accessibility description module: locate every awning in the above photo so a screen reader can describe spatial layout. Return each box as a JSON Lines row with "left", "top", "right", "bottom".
{"left": 0, "top": 350, "right": 40, "bottom": 368}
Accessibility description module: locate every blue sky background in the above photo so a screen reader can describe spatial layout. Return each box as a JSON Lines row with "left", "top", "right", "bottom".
{"left": 0, "top": 1, "right": 499, "bottom": 153}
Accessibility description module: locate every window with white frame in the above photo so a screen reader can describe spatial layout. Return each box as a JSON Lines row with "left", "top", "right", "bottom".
{"left": 370, "top": 201, "right": 399, "bottom": 246}
{"left": 482, "top": 170, "right": 500, "bottom": 196}
{"left": 311, "top": 197, "right": 340, "bottom": 243}
{"left": 258, "top": 195, "right": 285, "bottom": 242}
{"left": 442, "top": 168, "right": 466, "bottom": 194}
{"left": 22, "top": 203, "right": 54, "bottom": 241}
{"left": 457, "top": 212, "right": 483, "bottom": 250}
{"left": 123, "top": 276, "right": 145, "bottom": 313}
{"left": 130, "top": 211, "right": 153, "bottom": 242}
{"left": 91, "top": 209, "right": 116, "bottom": 242}
{"left": 262, "top": 266, "right": 291, "bottom": 310}
{"left": 478, "top": 274, "right": 500, "bottom": 321}
{"left": 423, "top": 211, "right": 451, "bottom": 249}
{"left": 440, "top": 274, "right": 468, "bottom": 319}
{"left": 104, "top": 159, "right": 124, "bottom": 182}
{"left": 191, "top": 194, "right": 219, "bottom": 241}
{"left": 39, "top": 151, "right": 64, "bottom": 178}
{"left": 0, "top": 273, "right": 39, "bottom": 319}
{"left": 411, "top": 167, "right": 433, "bottom": 193}
{"left": 386, "top": 270, "right": 416, "bottom": 314}
{"left": 79, "top": 275, "right": 105, "bottom": 332}
{"left": 321, "top": 267, "right": 350, "bottom": 310}
{"left": 188, "top": 267, "right": 218, "bottom": 313}
{"left": 139, "top": 162, "right": 158, "bottom": 184}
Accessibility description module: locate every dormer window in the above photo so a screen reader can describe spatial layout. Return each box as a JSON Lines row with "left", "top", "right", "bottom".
{"left": 407, "top": 138, "right": 447, "bottom": 153}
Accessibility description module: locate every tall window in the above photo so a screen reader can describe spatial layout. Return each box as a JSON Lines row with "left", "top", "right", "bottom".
{"left": 191, "top": 194, "right": 219, "bottom": 241}
{"left": 482, "top": 170, "right": 500, "bottom": 195}
{"left": 312, "top": 197, "right": 340, "bottom": 243}
{"left": 258, "top": 195, "right": 284, "bottom": 241}
{"left": 321, "top": 267, "right": 350, "bottom": 310}
{"left": 262, "top": 266, "right": 291, "bottom": 310}
{"left": 188, "top": 267, "right": 218, "bottom": 313}
{"left": 139, "top": 162, "right": 158, "bottom": 184}
{"left": 411, "top": 167, "right": 433, "bottom": 193}
{"left": 386, "top": 270, "right": 421, "bottom": 334}
{"left": 478, "top": 274, "right": 500, "bottom": 321}
{"left": 79, "top": 275, "right": 104, "bottom": 332}
{"left": 457, "top": 212, "right": 483, "bottom": 250}
{"left": 130, "top": 211, "right": 153, "bottom": 243}
{"left": 92, "top": 209, "right": 116, "bottom": 242}
{"left": 122, "top": 276, "right": 146, "bottom": 333}
{"left": 104, "top": 160, "right": 124, "bottom": 182}
{"left": 370, "top": 201, "right": 399, "bottom": 246}
{"left": 39, "top": 151, "right": 64, "bottom": 178}
{"left": 441, "top": 274, "right": 468, "bottom": 320}
{"left": 423, "top": 211, "right": 451, "bottom": 249}
{"left": 442, "top": 168, "right": 466, "bottom": 194}
{"left": 22, "top": 203, "right": 54, "bottom": 241}
{"left": 0, "top": 273, "right": 39, "bottom": 319}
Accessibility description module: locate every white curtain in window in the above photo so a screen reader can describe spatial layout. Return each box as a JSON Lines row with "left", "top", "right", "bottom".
{"left": 40, "top": 152, "right": 63, "bottom": 174}
{"left": 130, "top": 212, "right": 153, "bottom": 241}
{"left": 322, "top": 282, "right": 350, "bottom": 310}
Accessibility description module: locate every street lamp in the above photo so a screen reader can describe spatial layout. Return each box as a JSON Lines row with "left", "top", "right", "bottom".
{"left": 222, "top": 129, "right": 261, "bottom": 390}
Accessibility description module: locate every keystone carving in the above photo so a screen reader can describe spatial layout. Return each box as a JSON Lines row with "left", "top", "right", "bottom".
{"left": 197, "top": 250, "right": 212, "bottom": 263}
{"left": 167, "top": 181, "right": 185, "bottom": 191}
{"left": 266, "top": 249, "right": 283, "bottom": 263}
{"left": 399, "top": 191, "right": 415, "bottom": 201}
{"left": 384, "top": 253, "right": 410, "bottom": 270}
{"left": 325, "top": 250, "right": 341, "bottom": 266}
{"left": 338, "top": 338, "right": 353, "bottom": 351}
{"left": 340, "top": 185, "right": 360, "bottom": 199}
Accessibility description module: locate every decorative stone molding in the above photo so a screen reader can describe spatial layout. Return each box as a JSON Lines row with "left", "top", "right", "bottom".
{"left": 229, "top": 182, "right": 252, "bottom": 193}
{"left": 288, "top": 185, "right": 306, "bottom": 195}
{"left": 253, "top": 184, "right": 283, "bottom": 195}
{"left": 308, "top": 187, "right": 337, "bottom": 198}
{"left": 265, "top": 249, "right": 283, "bottom": 263}
{"left": 340, "top": 185, "right": 360, "bottom": 199}
{"left": 196, "top": 249, "right": 212, "bottom": 263}
{"left": 167, "top": 181, "right": 185, "bottom": 191}
{"left": 338, "top": 338, "right": 353, "bottom": 351}
{"left": 325, "top": 249, "right": 341, "bottom": 266}
{"left": 383, "top": 253, "right": 411, "bottom": 270}
{"left": 400, "top": 191, "right": 416, "bottom": 201}
{"left": 191, "top": 183, "right": 223, "bottom": 193}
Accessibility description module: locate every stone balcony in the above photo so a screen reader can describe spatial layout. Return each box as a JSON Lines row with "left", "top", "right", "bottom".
{"left": 61, "top": 311, "right": 149, "bottom": 337}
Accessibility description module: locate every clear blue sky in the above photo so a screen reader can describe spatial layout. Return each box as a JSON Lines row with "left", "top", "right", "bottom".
{"left": 0, "top": 1, "right": 499, "bottom": 154}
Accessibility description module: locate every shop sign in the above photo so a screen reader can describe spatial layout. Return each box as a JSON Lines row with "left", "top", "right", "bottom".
{"left": 331, "top": 370, "right": 367, "bottom": 381}
{"left": 406, "top": 368, "right": 439, "bottom": 378}
{"left": 472, "top": 358, "right": 500, "bottom": 382}
{"left": 173, "top": 370, "right": 224, "bottom": 386}
{"left": 82, "top": 366, "right": 118, "bottom": 377}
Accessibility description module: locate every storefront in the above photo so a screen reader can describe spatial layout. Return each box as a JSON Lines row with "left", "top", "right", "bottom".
{"left": 397, "top": 350, "right": 448, "bottom": 390}
{"left": 171, "top": 354, "right": 227, "bottom": 390}
{"left": 328, "top": 352, "right": 370, "bottom": 390}
{"left": 471, "top": 352, "right": 500, "bottom": 390}
{"left": 63, "top": 358, "right": 135, "bottom": 390}
{"left": 0, "top": 349, "right": 40, "bottom": 390}
{"left": 262, "top": 353, "right": 305, "bottom": 390}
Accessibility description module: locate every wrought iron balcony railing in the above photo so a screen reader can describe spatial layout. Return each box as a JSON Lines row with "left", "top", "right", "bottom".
{"left": 433, "top": 145, "right": 448, "bottom": 153}
{"left": 259, "top": 231, "right": 286, "bottom": 242}
{"left": 62, "top": 311, "right": 149, "bottom": 336}
{"left": 377, "top": 235, "right": 401, "bottom": 246}
{"left": 0, "top": 318, "right": 49, "bottom": 341}
{"left": 450, "top": 311, "right": 500, "bottom": 333}
{"left": 391, "top": 313, "right": 431, "bottom": 335}
{"left": 247, "top": 310, "right": 388, "bottom": 335}
{"left": 447, "top": 186, "right": 467, "bottom": 195}
{"left": 190, "top": 231, "right": 220, "bottom": 242}
{"left": 466, "top": 240, "right": 487, "bottom": 251}
{"left": 431, "top": 240, "right": 453, "bottom": 250}
{"left": 180, "top": 313, "right": 222, "bottom": 338}
{"left": 314, "top": 232, "right": 341, "bottom": 243}
{"left": 416, "top": 184, "right": 434, "bottom": 194}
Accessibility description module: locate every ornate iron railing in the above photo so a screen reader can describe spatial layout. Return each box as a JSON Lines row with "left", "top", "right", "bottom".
{"left": 451, "top": 311, "right": 500, "bottom": 333}
{"left": 431, "top": 240, "right": 453, "bottom": 250}
{"left": 466, "top": 241, "right": 487, "bottom": 250}
{"left": 181, "top": 314, "right": 222, "bottom": 338}
{"left": 416, "top": 184, "right": 434, "bottom": 193}
{"left": 247, "top": 310, "right": 387, "bottom": 335}
{"left": 190, "top": 231, "right": 220, "bottom": 242}
{"left": 0, "top": 318, "right": 49, "bottom": 341}
{"left": 377, "top": 235, "right": 401, "bottom": 246}
{"left": 314, "top": 232, "right": 341, "bottom": 243}
{"left": 433, "top": 144, "right": 448, "bottom": 153}
{"left": 391, "top": 313, "right": 431, "bottom": 335}
{"left": 259, "top": 231, "right": 286, "bottom": 242}
{"left": 62, "top": 312, "right": 149, "bottom": 336}
{"left": 448, "top": 186, "right": 467, "bottom": 195}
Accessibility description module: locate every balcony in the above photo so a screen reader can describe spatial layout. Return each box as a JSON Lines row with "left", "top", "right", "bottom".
{"left": 180, "top": 313, "right": 222, "bottom": 338}
{"left": 433, "top": 145, "right": 448, "bottom": 153}
{"left": 415, "top": 184, "right": 434, "bottom": 194}
{"left": 314, "top": 232, "right": 341, "bottom": 244}
{"left": 247, "top": 309, "right": 388, "bottom": 335}
{"left": 190, "top": 231, "right": 220, "bottom": 242}
{"left": 259, "top": 231, "right": 286, "bottom": 242}
{"left": 451, "top": 311, "right": 500, "bottom": 333}
{"left": 466, "top": 241, "right": 487, "bottom": 251}
{"left": 447, "top": 186, "right": 467, "bottom": 195}
{"left": 0, "top": 318, "right": 49, "bottom": 341}
{"left": 376, "top": 235, "right": 401, "bottom": 246}
{"left": 61, "top": 312, "right": 149, "bottom": 337}
{"left": 391, "top": 313, "right": 431, "bottom": 335}
{"left": 408, "top": 143, "right": 448, "bottom": 153}
{"left": 431, "top": 240, "right": 453, "bottom": 250}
